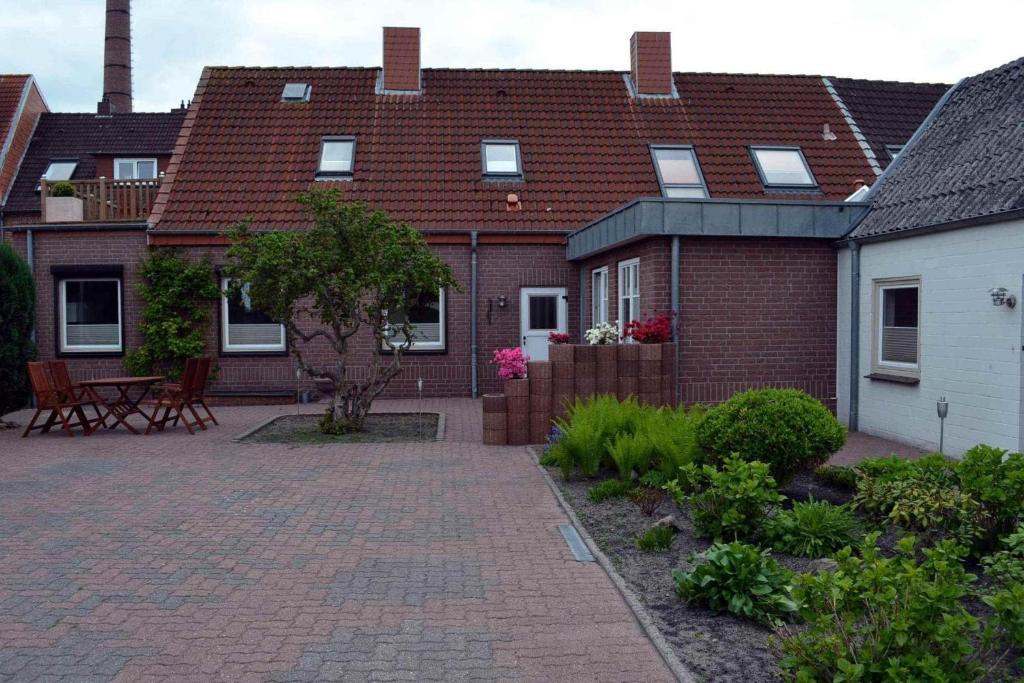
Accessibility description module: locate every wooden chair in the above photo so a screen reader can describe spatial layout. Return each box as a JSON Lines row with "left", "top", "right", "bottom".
{"left": 21, "top": 362, "right": 100, "bottom": 438}
{"left": 189, "top": 357, "right": 218, "bottom": 428}
{"left": 144, "top": 359, "right": 202, "bottom": 434}
{"left": 47, "top": 360, "right": 106, "bottom": 428}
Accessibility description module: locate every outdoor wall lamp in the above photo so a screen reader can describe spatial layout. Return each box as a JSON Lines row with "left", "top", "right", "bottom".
{"left": 988, "top": 287, "right": 1016, "bottom": 308}
{"left": 496, "top": 295, "right": 508, "bottom": 308}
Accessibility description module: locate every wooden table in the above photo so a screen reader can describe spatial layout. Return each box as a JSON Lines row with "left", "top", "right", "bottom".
{"left": 78, "top": 376, "right": 164, "bottom": 434}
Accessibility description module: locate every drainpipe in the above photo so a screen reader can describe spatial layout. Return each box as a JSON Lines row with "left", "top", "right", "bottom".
{"left": 670, "top": 236, "right": 681, "bottom": 405}
{"left": 848, "top": 241, "right": 861, "bottom": 431}
{"left": 470, "top": 231, "right": 479, "bottom": 398}
{"left": 578, "top": 267, "right": 586, "bottom": 342}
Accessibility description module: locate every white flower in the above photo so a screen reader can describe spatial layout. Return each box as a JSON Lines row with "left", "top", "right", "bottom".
{"left": 585, "top": 322, "right": 620, "bottom": 345}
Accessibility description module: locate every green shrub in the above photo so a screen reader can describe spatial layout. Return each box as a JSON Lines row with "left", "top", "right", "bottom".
{"left": 0, "top": 242, "right": 36, "bottom": 420}
{"left": 49, "top": 180, "right": 75, "bottom": 197}
{"left": 607, "top": 429, "right": 656, "bottom": 481}
{"left": 638, "top": 469, "right": 667, "bottom": 489}
{"left": 538, "top": 451, "right": 558, "bottom": 467}
{"left": 955, "top": 444, "right": 1024, "bottom": 544}
{"left": 645, "top": 404, "right": 705, "bottom": 478}
{"left": 687, "top": 456, "right": 783, "bottom": 541}
{"left": 813, "top": 464, "right": 858, "bottom": 491}
{"left": 696, "top": 388, "right": 845, "bottom": 484}
{"left": 673, "top": 542, "right": 798, "bottom": 626}
{"left": 982, "top": 524, "right": 1024, "bottom": 588}
{"left": 587, "top": 478, "right": 634, "bottom": 504}
{"left": 982, "top": 583, "right": 1024, "bottom": 651}
{"left": 636, "top": 525, "right": 673, "bottom": 552}
{"left": 764, "top": 498, "right": 861, "bottom": 558}
{"left": 778, "top": 534, "right": 1001, "bottom": 682}
{"left": 629, "top": 486, "right": 666, "bottom": 516}
{"left": 548, "top": 395, "right": 645, "bottom": 478}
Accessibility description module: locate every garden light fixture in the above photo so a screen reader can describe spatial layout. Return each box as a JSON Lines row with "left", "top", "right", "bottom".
{"left": 988, "top": 287, "right": 1016, "bottom": 308}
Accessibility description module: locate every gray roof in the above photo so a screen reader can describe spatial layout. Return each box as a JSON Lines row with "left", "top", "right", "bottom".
{"left": 850, "top": 57, "right": 1024, "bottom": 241}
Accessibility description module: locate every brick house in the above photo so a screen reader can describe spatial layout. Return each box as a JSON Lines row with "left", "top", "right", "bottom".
{"left": 0, "top": 74, "right": 49, "bottom": 215}
{"left": 2, "top": 17, "right": 949, "bottom": 408}
{"left": 837, "top": 57, "right": 1024, "bottom": 456}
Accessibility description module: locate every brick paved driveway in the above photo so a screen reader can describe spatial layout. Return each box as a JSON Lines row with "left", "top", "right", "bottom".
{"left": 0, "top": 399, "right": 673, "bottom": 682}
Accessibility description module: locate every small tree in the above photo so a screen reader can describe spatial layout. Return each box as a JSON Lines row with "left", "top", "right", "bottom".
{"left": 226, "top": 189, "right": 459, "bottom": 433}
{"left": 0, "top": 241, "right": 37, "bottom": 426}
{"left": 124, "top": 249, "right": 220, "bottom": 380}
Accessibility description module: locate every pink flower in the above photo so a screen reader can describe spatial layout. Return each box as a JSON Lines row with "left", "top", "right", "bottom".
{"left": 491, "top": 347, "right": 530, "bottom": 380}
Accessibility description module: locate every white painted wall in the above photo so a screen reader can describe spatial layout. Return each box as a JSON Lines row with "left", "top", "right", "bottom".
{"left": 836, "top": 218, "right": 1024, "bottom": 457}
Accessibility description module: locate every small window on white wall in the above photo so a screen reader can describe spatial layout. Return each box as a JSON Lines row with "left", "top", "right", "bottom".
{"left": 114, "top": 158, "right": 157, "bottom": 179}
{"left": 221, "top": 278, "right": 286, "bottom": 352}
{"left": 873, "top": 277, "right": 920, "bottom": 377}
{"left": 59, "top": 278, "right": 122, "bottom": 353}
{"left": 386, "top": 290, "right": 445, "bottom": 351}
{"left": 618, "top": 258, "right": 640, "bottom": 333}
{"left": 591, "top": 267, "right": 609, "bottom": 326}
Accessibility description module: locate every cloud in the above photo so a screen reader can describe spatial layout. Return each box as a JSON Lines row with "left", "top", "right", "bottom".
{"left": 1, "top": 0, "right": 1021, "bottom": 112}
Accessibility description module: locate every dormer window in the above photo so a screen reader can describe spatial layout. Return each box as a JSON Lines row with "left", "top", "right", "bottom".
{"left": 317, "top": 137, "right": 355, "bottom": 178}
{"left": 651, "top": 145, "right": 709, "bottom": 198}
{"left": 750, "top": 146, "right": 817, "bottom": 189}
{"left": 482, "top": 140, "right": 522, "bottom": 178}
{"left": 281, "top": 83, "right": 312, "bottom": 102}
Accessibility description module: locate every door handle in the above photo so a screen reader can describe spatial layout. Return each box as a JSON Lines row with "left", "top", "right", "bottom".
{"left": 522, "top": 336, "right": 526, "bottom": 345}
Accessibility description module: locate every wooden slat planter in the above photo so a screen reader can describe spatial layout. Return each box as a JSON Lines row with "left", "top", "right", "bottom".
{"left": 486, "top": 342, "right": 678, "bottom": 445}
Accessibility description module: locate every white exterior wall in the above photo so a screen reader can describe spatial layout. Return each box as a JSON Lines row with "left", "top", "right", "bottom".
{"left": 837, "top": 218, "right": 1024, "bottom": 457}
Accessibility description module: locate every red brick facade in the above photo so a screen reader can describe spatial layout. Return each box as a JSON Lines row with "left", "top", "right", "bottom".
{"left": 0, "top": 80, "right": 47, "bottom": 204}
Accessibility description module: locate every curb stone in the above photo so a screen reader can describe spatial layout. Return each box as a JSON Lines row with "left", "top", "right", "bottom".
{"left": 231, "top": 411, "right": 446, "bottom": 443}
{"left": 527, "top": 445, "right": 696, "bottom": 683}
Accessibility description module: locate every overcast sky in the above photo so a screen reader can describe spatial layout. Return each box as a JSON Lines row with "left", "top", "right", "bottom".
{"left": 2, "top": 0, "right": 1021, "bottom": 112}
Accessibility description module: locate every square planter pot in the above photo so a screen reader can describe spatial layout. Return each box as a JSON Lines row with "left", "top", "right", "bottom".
{"left": 45, "top": 196, "right": 83, "bottom": 222}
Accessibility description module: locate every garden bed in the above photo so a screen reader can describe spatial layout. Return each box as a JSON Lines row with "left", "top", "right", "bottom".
{"left": 239, "top": 413, "right": 442, "bottom": 444}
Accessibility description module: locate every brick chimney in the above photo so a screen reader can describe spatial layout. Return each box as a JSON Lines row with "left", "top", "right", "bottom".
{"left": 100, "top": 0, "right": 132, "bottom": 113}
{"left": 382, "top": 27, "right": 421, "bottom": 93}
{"left": 630, "top": 31, "right": 672, "bottom": 96}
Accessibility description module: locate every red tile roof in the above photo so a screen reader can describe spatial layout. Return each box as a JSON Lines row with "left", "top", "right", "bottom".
{"left": 0, "top": 75, "right": 30, "bottom": 148}
{"left": 153, "top": 67, "right": 886, "bottom": 232}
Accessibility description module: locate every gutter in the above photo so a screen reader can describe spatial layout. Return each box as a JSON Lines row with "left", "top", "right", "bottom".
{"left": 848, "top": 242, "right": 860, "bottom": 430}
{"left": 470, "top": 231, "right": 479, "bottom": 398}
{"left": 578, "top": 268, "right": 586, "bottom": 343}
{"left": 3, "top": 222, "right": 147, "bottom": 233}
{"left": 670, "top": 236, "right": 681, "bottom": 406}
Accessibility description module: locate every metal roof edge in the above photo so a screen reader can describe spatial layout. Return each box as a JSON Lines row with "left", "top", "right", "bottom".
{"left": 844, "top": 207, "right": 1024, "bottom": 246}
{"left": 822, "top": 77, "right": 883, "bottom": 177}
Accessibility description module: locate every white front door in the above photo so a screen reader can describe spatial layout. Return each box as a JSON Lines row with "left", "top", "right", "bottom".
{"left": 520, "top": 287, "right": 567, "bottom": 362}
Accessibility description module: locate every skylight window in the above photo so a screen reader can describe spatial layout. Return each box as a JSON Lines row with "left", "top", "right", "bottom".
{"left": 281, "top": 82, "right": 312, "bottom": 102}
{"left": 317, "top": 137, "right": 355, "bottom": 177}
{"left": 651, "top": 145, "right": 709, "bottom": 198}
{"left": 750, "top": 146, "right": 817, "bottom": 188}
{"left": 482, "top": 140, "right": 522, "bottom": 177}
{"left": 42, "top": 160, "right": 78, "bottom": 182}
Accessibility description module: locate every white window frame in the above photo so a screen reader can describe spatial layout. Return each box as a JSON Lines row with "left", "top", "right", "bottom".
{"left": 871, "top": 276, "right": 921, "bottom": 378}
{"left": 650, "top": 145, "right": 709, "bottom": 198}
{"left": 617, "top": 258, "right": 640, "bottom": 336}
{"left": 316, "top": 136, "right": 356, "bottom": 179}
{"left": 220, "top": 278, "right": 286, "bottom": 353}
{"left": 113, "top": 158, "right": 158, "bottom": 180}
{"left": 481, "top": 140, "right": 523, "bottom": 177}
{"left": 591, "top": 267, "right": 609, "bottom": 326}
{"left": 749, "top": 145, "right": 818, "bottom": 189}
{"left": 59, "top": 277, "right": 123, "bottom": 353}
{"left": 384, "top": 289, "right": 446, "bottom": 352}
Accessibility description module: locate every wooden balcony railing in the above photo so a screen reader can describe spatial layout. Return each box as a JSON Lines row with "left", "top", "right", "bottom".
{"left": 40, "top": 176, "right": 163, "bottom": 223}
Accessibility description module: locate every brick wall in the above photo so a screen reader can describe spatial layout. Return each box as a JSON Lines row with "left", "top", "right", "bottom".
{"left": 578, "top": 237, "right": 672, "bottom": 333}
{"left": 679, "top": 237, "right": 837, "bottom": 407}
{"left": 93, "top": 154, "right": 173, "bottom": 180}
{"left": 0, "top": 81, "right": 46, "bottom": 204}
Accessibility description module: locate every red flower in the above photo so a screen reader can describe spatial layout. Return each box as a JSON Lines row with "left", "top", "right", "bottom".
{"left": 548, "top": 332, "right": 571, "bottom": 344}
{"left": 623, "top": 312, "right": 673, "bottom": 344}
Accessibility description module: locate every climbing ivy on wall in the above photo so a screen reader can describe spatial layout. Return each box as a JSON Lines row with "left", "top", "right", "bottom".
{"left": 125, "top": 249, "right": 220, "bottom": 380}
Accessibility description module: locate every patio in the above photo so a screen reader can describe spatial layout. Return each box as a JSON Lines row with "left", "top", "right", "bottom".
{"left": 0, "top": 399, "right": 673, "bottom": 681}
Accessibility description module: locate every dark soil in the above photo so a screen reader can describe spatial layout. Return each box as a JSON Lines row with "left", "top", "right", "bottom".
{"left": 781, "top": 471, "right": 853, "bottom": 506}
{"left": 547, "top": 467, "right": 827, "bottom": 683}
{"left": 240, "top": 413, "right": 440, "bottom": 444}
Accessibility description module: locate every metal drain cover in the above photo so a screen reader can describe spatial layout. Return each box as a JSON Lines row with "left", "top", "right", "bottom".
{"left": 558, "top": 524, "right": 595, "bottom": 562}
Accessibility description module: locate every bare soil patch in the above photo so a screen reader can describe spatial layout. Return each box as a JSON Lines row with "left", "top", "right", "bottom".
{"left": 240, "top": 413, "right": 440, "bottom": 444}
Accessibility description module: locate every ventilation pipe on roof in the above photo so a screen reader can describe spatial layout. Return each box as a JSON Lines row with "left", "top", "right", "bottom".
{"left": 381, "top": 27, "right": 421, "bottom": 93}
{"left": 100, "top": 0, "right": 132, "bottom": 113}
{"left": 629, "top": 31, "right": 673, "bottom": 96}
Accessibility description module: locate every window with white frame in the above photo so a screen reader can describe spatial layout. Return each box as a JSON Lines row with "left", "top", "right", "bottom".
{"left": 114, "top": 158, "right": 158, "bottom": 180}
{"left": 38, "top": 159, "right": 78, "bottom": 191}
{"left": 386, "top": 290, "right": 445, "bottom": 351}
{"left": 617, "top": 258, "right": 640, "bottom": 333}
{"left": 873, "top": 277, "right": 920, "bottom": 377}
{"left": 221, "top": 278, "right": 286, "bottom": 353}
{"left": 59, "top": 278, "right": 122, "bottom": 353}
{"left": 317, "top": 137, "right": 355, "bottom": 177}
{"left": 651, "top": 146, "right": 708, "bottom": 198}
{"left": 481, "top": 140, "right": 522, "bottom": 177}
{"left": 591, "top": 267, "right": 609, "bottom": 326}
{"left": 750, "top": 146, "right": 817, "bottom": 188}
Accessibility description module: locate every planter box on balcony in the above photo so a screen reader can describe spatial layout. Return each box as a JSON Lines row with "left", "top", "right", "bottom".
{"left": 44, "top": 196, "right": 83, "bottom": 223}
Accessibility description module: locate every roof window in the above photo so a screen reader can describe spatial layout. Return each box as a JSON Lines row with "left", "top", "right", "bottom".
{"left": 317, "top": 137, "right": 355, "bottom": 178}
{"left": 43, "top": 160, "right": 78, "bottom": 182}
{"left": 281, "top": 83, "right": 312, "bottom": 102}
{"left": 651, "top": 145, "right": 709, "bottom": 198}
{"left": 750, "top": 146, "right": 817, "bottom": 188}
{"left": 482, "top": 140, "right": 522, "bottom": 178}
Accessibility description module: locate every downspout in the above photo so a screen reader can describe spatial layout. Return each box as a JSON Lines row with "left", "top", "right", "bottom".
{"left": 578, "top": 267, "right": 586, "bottom": 342}
{"left": 470, "top": 231, "right": 478, "bottom": 398}
{"left": 848, "top": 241, "right": 860, "bottom": 431}
{"left": 670, "top": 236, "right": 681, "bottom": 405}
